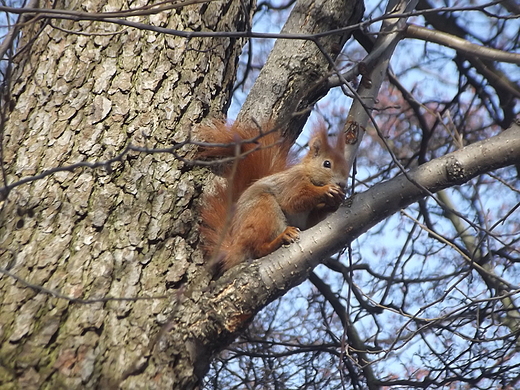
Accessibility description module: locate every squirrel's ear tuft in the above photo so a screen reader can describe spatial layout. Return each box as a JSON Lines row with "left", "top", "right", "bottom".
{"left": 309, "top": 129, "right": 330, "bottom": 157}
{"left": 309, "top": 136, "right": 323, "bottom": 156}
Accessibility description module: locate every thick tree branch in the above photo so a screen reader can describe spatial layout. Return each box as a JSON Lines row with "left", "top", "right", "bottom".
{"left": 257, "top": 123, "right": 520, "bottom": 298}
{"left": 236, "top": 0, "right": 364, "bottom": 141}
{"left": 203, "top": 124, "right": 520, "bottom": 380}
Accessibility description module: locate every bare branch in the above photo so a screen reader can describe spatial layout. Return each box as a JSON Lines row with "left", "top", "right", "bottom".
{"left": 405, "top": 24, "right": 520, "bottom": 64}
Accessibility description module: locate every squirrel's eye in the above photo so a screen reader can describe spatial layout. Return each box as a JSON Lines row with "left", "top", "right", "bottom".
{"left": 323, "top": 160, "right": 332, "bottom": 168}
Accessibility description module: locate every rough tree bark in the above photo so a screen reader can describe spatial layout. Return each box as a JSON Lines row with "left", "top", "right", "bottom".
{"left": 0, "top": 0, "right": 363, "bottom": 388}
{"left": 0, "top": 0, "right": 253, "bottom": 388}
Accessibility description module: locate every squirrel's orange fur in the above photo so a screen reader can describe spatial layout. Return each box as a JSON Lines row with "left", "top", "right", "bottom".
{"left": 199, "top": 122, "right": 349, "bottom": 275}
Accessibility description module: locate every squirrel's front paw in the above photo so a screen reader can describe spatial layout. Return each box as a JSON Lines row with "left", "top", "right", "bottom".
{"left": 281, "top": 226, "right": 300, "bottom": 245}
{"left": 325, "top": 184, "right": 346, "bottom": 206}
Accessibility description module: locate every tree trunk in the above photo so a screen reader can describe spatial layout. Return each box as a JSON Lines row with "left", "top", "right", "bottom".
{"left": 1, "top": 0, "right": 519, "bottom": 388}
{"left": 0, "top": 1, "right": 253, "bottom": 388}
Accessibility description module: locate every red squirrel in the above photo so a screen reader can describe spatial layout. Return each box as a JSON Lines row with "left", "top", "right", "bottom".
{"left": 199, "top": 122, "right": 349, "bottom": 275}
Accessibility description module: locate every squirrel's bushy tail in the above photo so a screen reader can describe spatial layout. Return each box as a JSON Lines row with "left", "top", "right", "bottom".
{"left": 198, "top": 122, "right": 292, "bottom": 273}
{"left": 199, "top": 122, "right": 291, "bottom": 198}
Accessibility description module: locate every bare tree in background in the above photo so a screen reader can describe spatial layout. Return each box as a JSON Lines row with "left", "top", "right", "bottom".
{"left": 0, "top": 0, "right": 518, "bottom": 389}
